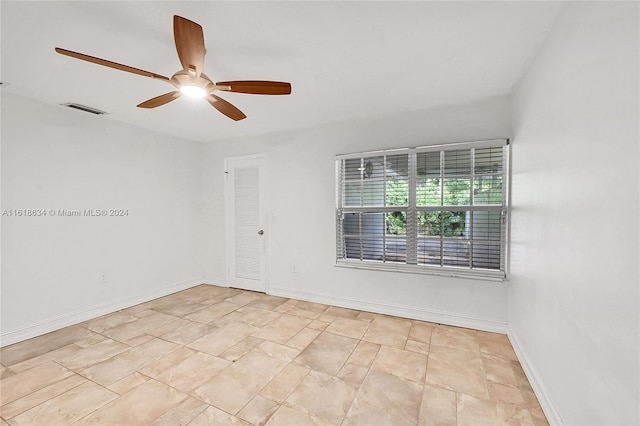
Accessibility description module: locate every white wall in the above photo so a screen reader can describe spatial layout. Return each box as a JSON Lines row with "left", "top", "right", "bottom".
{"left": 1, "top": 93, "right": 204, "bottom": 345}
{"left": 509, "top": 3, "right": 639, "bottom": 425}
{"left": 202, "top": 95, "right": 512, "bottom": 331}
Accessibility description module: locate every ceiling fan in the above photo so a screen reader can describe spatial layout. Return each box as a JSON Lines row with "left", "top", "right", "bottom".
{"left": 55, "top": 15, "right": 291, "bottom": 121}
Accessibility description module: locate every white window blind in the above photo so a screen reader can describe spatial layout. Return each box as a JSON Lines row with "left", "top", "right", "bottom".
{"left": 335, "top": 139, "right": 509, "bottom": 280}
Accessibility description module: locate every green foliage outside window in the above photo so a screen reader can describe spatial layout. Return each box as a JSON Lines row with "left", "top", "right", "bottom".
{"left": 384, "top": 177, "right": 500, "bottom": 237}
{"left": 416, "top": 178, "right": 468, "bottom": 237}
{"left": 385, "top": 179, "right": 407, "bottom": 235}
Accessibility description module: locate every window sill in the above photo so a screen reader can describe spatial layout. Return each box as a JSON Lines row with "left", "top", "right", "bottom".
{"left": 335, "top": 259, "right": 507, "bottom": 282}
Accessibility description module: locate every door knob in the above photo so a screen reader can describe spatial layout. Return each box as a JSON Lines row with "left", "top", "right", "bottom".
{"left": 258, "top": 230, "right": 264, "bottom": 236}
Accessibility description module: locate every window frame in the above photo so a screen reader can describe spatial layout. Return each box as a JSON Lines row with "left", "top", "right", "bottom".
{"left": 335, "top": 139, "right": 510, "bottom": 281}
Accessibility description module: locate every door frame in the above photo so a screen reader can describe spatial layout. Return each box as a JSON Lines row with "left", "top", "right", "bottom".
{"left": 224, "top": 153, "right": 269, "bottom": 293}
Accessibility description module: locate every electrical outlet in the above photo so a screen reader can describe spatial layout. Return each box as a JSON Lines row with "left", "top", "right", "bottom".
{"left": 291, "top": 263, "right": 297, "bottom": 273}
{"left": 99, "top": 274, "right": 108, "bottom": 283}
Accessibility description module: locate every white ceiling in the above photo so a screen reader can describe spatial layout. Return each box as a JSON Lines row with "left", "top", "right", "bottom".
{"left": 1, "top": 1, "right": 563, "bottom": 142}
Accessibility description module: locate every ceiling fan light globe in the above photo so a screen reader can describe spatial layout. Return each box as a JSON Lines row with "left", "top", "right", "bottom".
{"left": 180, "top": 85, "right": 207, "bottom": 98}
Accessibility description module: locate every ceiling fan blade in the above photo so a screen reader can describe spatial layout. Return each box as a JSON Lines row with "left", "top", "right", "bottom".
{"left": 216, "top": 80, "right": 292, "bottom": 95}
{"left": 137, "top": 91, "right": 181, "bottom": 109}
{"left": 206, "top": 94, "right": 247, "bottom": 121}
{"left": 55, "top": 48, "right": 171, "bottom": 83}
{"left": 173, "top": 15, "right": 205, "bottom": 77}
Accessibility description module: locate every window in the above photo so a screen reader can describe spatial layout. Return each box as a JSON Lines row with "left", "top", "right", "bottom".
{"left": 335, "top": 139, "right": 509, "bottom": 280}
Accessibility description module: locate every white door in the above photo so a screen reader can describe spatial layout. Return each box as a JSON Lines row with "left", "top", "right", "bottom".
{"left": 225, "top": 155, "right": 267, "bottom": 292}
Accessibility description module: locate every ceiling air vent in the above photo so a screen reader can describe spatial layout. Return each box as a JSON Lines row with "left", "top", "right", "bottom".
{"left": 61, "top": 103, "right": 108, "bottom": 115}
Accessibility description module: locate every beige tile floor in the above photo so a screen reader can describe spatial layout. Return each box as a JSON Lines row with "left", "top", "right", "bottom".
{"left": 0, "top": 285, "right": 548, "bottom": 425}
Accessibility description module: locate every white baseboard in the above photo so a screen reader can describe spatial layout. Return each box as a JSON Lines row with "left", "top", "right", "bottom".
{"left": 268, "top": 287, "right": 507, "bottom": 333}
{"left": 0, "top": 278, "right": 204, "bottom": 347}
{"left": 202, "top": 278, "right": 229, "bottom": 287}
{"left": 507, "top": 327, "right": 563, "bottom": 425}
